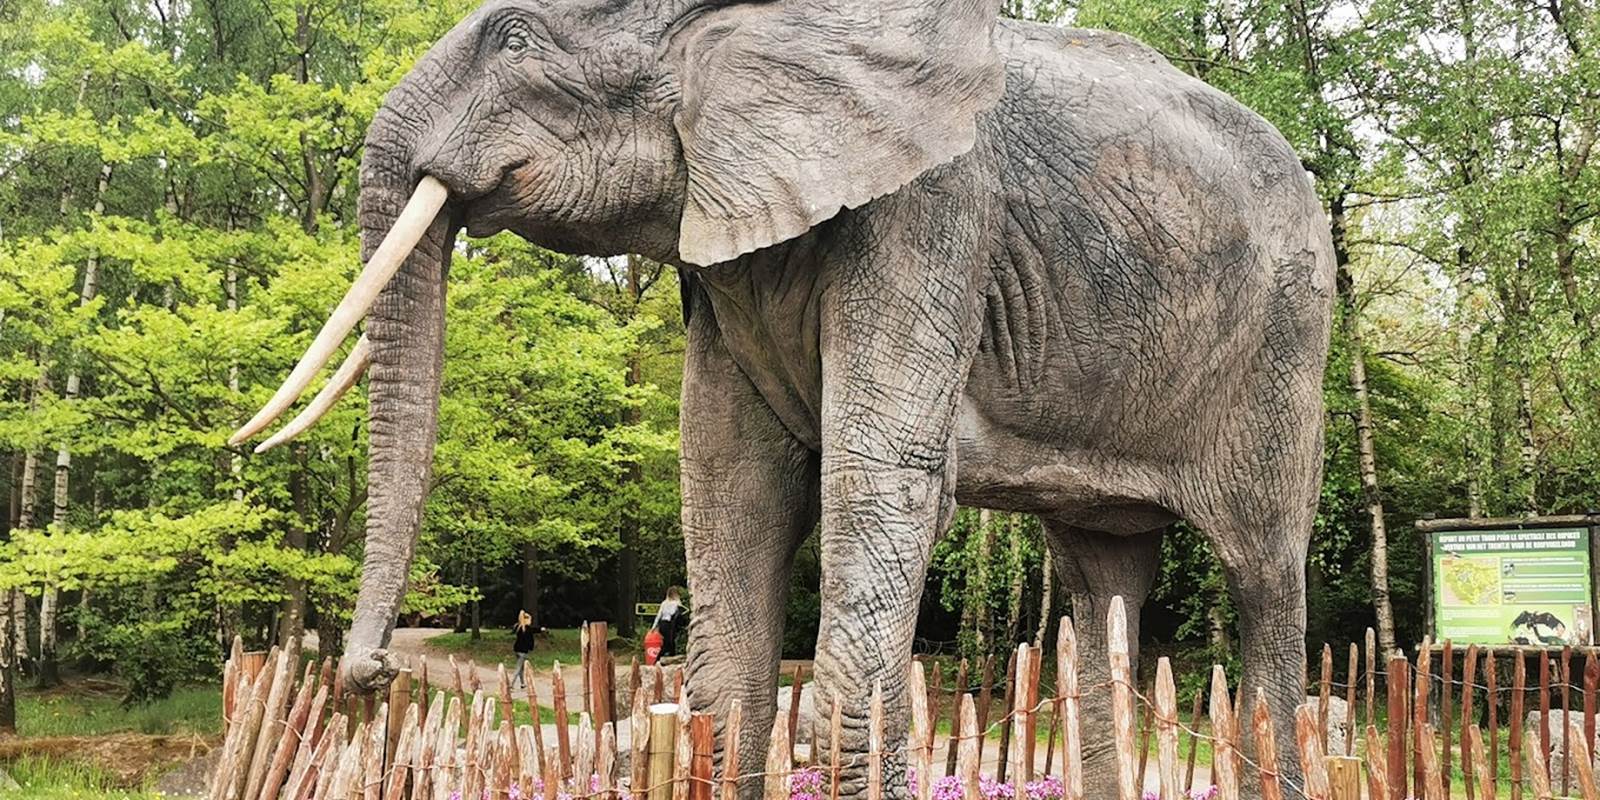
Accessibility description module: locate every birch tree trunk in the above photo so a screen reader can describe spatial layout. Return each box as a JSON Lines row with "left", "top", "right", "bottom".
{"left": 1004, "top": 514, "right": 1026, "bottom": 649}
{"left": 971, "top": 509, "right": 995, "bottom": 656}
{"left": 1333, "top": 195, "right": 1397, "bottom": 657}
{"left": 1032, "top": 540, "right": 1053, "bottom": 648}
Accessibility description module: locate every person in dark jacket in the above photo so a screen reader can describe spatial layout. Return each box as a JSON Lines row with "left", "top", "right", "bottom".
{"left": 652, "top": 587, "right": 686, "bottom": 658}
{"left": 512, "top": 610, "right": 536, "bottom": 687}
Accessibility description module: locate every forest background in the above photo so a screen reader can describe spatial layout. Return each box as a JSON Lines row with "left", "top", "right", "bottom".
{"left": 0, "top": 0, "right": 1595, "bottom": 726}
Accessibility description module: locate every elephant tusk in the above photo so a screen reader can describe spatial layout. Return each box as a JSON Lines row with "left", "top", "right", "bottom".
{"left": 253, "top": 335, "right": 373, "bottom": 454}
{"left": 229, "top": 176, "right": 448, "bottom": 446}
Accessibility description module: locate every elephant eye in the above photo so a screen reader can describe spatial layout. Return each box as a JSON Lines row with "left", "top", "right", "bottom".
{"left": 505, "top": 31, "right": 530, "bottom": 53}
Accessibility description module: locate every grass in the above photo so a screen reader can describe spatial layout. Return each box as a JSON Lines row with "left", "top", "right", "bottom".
{"left": 15, "top": 683, "right": 222, "bottom": 738}
{"left": 2, "top": 755, "right": 164, "bottom": 800}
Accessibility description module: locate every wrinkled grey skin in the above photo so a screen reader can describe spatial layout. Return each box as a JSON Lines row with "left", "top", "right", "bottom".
{"left": 346, "top": 0, "right": 1334, "bottom": 797}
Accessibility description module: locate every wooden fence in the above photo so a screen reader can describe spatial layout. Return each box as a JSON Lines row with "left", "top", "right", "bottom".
{"left": 208, "top": 599, "right": 1600, "bottom": 800}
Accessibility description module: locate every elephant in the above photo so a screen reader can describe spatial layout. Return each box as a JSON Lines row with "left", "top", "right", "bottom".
{"left": 227, "top": 0, "right": 1335, "bottom": 796}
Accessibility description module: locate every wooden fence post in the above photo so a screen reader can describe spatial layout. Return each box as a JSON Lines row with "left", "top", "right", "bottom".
{"left": 552, "top": 663, "right": 572, "bottom": 779}
{"left": 720, "top": 700, "right": 742, "bottom": 800}
{"left": 1418, "top": 723, "right": 1443, "bottom": 800}
{"left": 1108, "top": 597, "right": 1138, "bottom": 800}
{"left": 829, "top": 699, "right": 842, "bottom": 800}
{"left": 1526, "top": 728, "right": 1553, "bottom": 800}
{"left": 1344, "top": 643, "right": 1358, "bottom": 757}
{"left": 1318, "top": 644, "right": 1332, "bottom": 752}
{"left": 1325, "top": 756, "right": 1361, "bottom": 800}
{"left": 1252, "top": 689, "right": 1282, "bottom": 800}
{"left": 945, "top": 659, "right": 968, "bottom": 777}
{"left": 1469, "top": 725, "right": 1493, "bottom": 800}
{"left": 1184, "top": 685, "right": 1204, "bottom": 793}
{"left": 1294, "top": 703, "right": 1330, "bottom": 800}
{"left": 630, "top": 693, "right": 650, "bottom": 800}
{"left": 646, "top": 703, "right": 678, "bottom": 800}
{"left": 958, "top": 694, "right": 980, "bottom": 800}
{"left": 1463, "top": 643, "right": 1479, "bottom": 800}
{"left": 1513, "top": 650, "right": 1526, "bottom": 800}
{"left": 1442, "top": 640, "right": 1454, "bottom": 800}
{"left": 1209, "top": 665, "right": 1239, "bottom": 800}
{"left": 1413, "top": 639, "right": 1431, "bottom": 797}
{"left": 1058, "top": 617, "right": 1083, "bottom": 800}
{"left": 1386, "top": 657, "right": 1408, "bottom": 800}
{"left": 1154, "top": 658, "right": 1179, "bottom": 800}
{"left": 1569, "top": 717, "right": 1599, "bottom": 800}
{"left": 788, "top": 665, "right": 804, "bottom": 766}
{"left": 1011, "top": 644, "right": 1030, "bottom": 800}
{"left": 867, "top": 682, "right": 883, "bottom": 800}
{"left": 688, "top": 713, "right": 713, "bottom": 800}
{"left": 1365, "top": 724, "right": 1389, "bottom": 800}
{"left": 1488, "top": 648, "right": 1499, "bottom": 791}
{"left": 765, "top": 711, "right": 792, "bottom": 800}
{"left": 911, "top": 661, "right": 933, "bottom": 800}
{"left": 672, "top": 699, "right": 691, "bottom": 800}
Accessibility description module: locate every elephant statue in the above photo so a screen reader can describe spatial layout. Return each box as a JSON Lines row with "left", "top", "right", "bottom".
{"left": 228, "top": 0, "right": 1335, "bottom": 796}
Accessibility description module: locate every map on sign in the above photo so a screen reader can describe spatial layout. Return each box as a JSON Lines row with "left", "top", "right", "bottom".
{"left": 1433, "top": 527, "right": 1594, "bottom": 646}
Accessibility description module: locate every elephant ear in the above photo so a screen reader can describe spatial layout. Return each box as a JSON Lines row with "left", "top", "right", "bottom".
{"left": 673, "top": 0, "right": 1005, "bottom": 267}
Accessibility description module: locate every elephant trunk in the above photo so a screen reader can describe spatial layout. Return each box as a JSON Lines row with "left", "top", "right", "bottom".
{"left": 342, "top": 92, "right": 455, "bottom": 692}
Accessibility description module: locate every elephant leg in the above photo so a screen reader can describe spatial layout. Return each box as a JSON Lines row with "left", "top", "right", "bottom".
{"left": 1042, "top": 522, "right": 1163, "bottom": 798}
{"left": 680, "top": 291, "right": 820, "bottom": 797}
{"left": 801, "top": 162, "right": 988, "bottom": 800}
{"left": 1209, "top": 526, "right": 1310, "bottom": 796}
